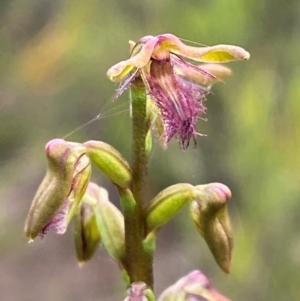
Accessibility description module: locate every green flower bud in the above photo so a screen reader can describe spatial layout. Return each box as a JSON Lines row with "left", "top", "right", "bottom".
{"left": 74, "top": 201, "right": 101, "bottom": 263}
{"left": 158, "top": 270, "right": 232, "bottom": 301}
{"left": 87, "top": 182, "right": 125, "bottom": 262}
{"left": 190, "top": 183, "right": 233, "bottom": 273}
{"left": 84, "top": 140, "right": 132, "bottom": 188}
{"left": 124, "top": 282, "right": 155, "bottom": 301}
{"left": 146, "top": 184, "right": 194, "bottom": 233}
{"left": 24, "top": 139, "right": 91, "bottom": 240}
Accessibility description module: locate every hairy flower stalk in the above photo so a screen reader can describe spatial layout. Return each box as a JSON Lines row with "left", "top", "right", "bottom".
{"left": 123, "top": 78, "right": 153, "bottom": 286}
{"left": 107, "top": 33, "right": 249, "bottom": 148}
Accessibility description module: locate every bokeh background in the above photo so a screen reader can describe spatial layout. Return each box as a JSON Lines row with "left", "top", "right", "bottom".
{"left": 1, "top": 0, "right": 300, "bottom": 300}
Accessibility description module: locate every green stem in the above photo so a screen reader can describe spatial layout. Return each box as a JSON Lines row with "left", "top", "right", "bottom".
{"left": 121, "top": 77, "right": 153, "bottom": 288}
{"left": 131, "top": 79, "right": 148, "bottom": 209}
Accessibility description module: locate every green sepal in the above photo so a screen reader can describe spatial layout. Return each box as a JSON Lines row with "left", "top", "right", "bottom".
{"left": 146, "top": 184, "right": 194, "bottom": 233}
{"left": 143, "top": 232, "right": 156, "bottom": 258}
{"left": 118, "top": 187, "right": 137, "bottom": 215}
{"left": 121, "top": 269, "right": 131, "bottom": 287}
{"left": 87, "top": 182, "right": 126, "bottom": 262}
{"left": 145, "top": 129, "right": 152, "bottom": 158}
{"left": 67, "top": 153, "right": 91, "bottom": 225}
{"left": 144, "top": 288, "right": 156, "bottom": 301}
{"left": 84, "top": 140, "right": 132, "bottom": 188}
{"left": 74, "top": 202, "right": 101, "bottom": 263}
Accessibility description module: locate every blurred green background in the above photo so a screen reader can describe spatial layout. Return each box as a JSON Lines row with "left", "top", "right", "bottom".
{"left": 1, "top": 0, "right": 300, "bottom": 300}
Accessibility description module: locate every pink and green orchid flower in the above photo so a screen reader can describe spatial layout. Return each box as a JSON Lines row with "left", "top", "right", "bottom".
{"left": 107, "top": 33, "right": 249, "bottom": 149}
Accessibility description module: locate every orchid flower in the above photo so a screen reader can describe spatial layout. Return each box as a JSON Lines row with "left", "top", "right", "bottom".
{"left": 107, "top": 33, "right": 249, "bottom": 148}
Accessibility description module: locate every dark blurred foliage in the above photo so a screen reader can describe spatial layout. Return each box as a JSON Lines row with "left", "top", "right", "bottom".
{"left": 1, "top": 0, "right": 300, "bottom": 301}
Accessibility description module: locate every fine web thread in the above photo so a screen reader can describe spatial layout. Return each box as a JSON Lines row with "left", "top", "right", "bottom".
{"left": 62, "top": 97, "right": 129, "bottom": 139}
{"left": 178, "top": 37, "right": 210, "bottom": 47}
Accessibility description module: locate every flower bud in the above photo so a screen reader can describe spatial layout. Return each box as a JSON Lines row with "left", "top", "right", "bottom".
{"left": 87, "top": 182, "right": 125, "bottom": 262}
{"left": 84, "top": 140, "right": 132, "bottom": 188}
{"left": 124, "top": 282, "right": 155, "bottom": 301}
{"left": 146, "top": 184, "right": 194, "bottom": 233}
{"left": 24, "top": 139, "right": 91, "bottom": 240}
{"left": 190, "top": 183, "right": 233, "bottom": 273}
{"left": 158, "top": 270, "right": 232, "bottom": 301}
{"left": 74, "top": 201, "right": 101, "bottom": 263}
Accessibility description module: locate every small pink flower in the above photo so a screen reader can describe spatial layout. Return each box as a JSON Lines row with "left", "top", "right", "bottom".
{"left": 107, "top": 34, "right": 249, "bottom": 149}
